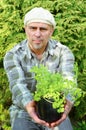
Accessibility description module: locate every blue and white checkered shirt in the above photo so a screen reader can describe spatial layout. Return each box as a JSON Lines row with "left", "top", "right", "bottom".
{"left": 4, "top": 39, "right": 75, "bottom": 125}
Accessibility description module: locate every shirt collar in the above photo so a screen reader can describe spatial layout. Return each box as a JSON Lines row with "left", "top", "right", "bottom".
{"left": 47, "top": 39, "right": 58, "bottom": 55}
{"left": 25, "top": 39, "right": 58, "bottom": 59}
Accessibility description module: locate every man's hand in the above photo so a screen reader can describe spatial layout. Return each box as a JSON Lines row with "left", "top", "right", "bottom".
{"left": 25, "top": 99, "right": 73, "bottom": 128}
{"left": 25, "top": 100, "right": 50, "bottom": 127}
{"left": 49, "top": 99, "right": 73, "bottom": 128}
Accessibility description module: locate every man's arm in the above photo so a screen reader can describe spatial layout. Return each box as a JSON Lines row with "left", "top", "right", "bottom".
{"left": 50, "top": 45, "right": 75, "bottom": 128}
{"left": 4, "top": 51, "right": 50, "bottom": 127}
{"left": 4, "top": 52, "right": 33, "bottom": 108}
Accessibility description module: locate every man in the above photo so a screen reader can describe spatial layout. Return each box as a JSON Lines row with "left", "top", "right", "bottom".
{"left": 4, "top": 7, "right": 74, "bottom": 130}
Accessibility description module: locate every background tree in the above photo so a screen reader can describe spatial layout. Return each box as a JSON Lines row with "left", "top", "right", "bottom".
{"left": 0, "top": 0, "right": 86, "bottom": 129}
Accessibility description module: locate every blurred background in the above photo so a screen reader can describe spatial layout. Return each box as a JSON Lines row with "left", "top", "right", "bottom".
{"left": 0, "top": 0, "right": 86, "bottom": 129}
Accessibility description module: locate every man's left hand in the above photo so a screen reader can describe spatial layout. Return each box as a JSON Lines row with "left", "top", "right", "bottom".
{"left": 49, "top": 99, "right": 73, "bottom": 128}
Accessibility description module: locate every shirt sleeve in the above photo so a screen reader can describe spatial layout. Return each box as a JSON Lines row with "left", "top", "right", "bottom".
{"left": 3, "top": 51, "right": 33, "bottom": 109}
{"left": 59, "top": 46, "right": 75, "bottom": 79}
{"left": 59, "top": 46, "right": 76, "bottom": 103}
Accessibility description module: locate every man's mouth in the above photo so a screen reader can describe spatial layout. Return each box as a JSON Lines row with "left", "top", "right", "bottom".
{"left": 33, "top": 39, "right": 42, "bottom": 43}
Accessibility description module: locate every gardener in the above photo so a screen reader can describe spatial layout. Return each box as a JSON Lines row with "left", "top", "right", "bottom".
{"left": 4, "top": 7, "right": 74, "bottom": 130}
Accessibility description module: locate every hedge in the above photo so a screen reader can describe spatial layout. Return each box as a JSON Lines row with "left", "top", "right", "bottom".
{"left": 0, "top": 0, "right": 86, "bottom": 129}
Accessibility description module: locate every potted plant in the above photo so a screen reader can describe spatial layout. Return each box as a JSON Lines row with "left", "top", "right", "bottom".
{"left": 30, "top": 64, "right": 82, "bottom": 123}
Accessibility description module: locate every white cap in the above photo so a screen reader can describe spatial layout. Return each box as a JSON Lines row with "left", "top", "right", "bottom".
{"left": 24, "top": 7, "right": 56, "bottom": 29}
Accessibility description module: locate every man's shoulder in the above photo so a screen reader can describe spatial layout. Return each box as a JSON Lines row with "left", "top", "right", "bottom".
{"left": 49, "top": 39, "right": 73, "bottom": 56}
{"left": 49, "top": 39, "right": 68, "bottom": 49}
{"left": 6, "top": 39, "right": 27, "bottom": 54}
{"left": 4, "top": 39, "right": 28, "bottom": 61}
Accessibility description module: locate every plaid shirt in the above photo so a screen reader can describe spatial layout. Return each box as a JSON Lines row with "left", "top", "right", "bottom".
{"left": 4, "top": 39, "right": 75, "bottom": 125}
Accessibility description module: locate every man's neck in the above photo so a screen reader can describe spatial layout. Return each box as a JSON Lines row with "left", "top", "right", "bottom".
{"left": 28, "top": 43, "right": 47, "bottom": 56}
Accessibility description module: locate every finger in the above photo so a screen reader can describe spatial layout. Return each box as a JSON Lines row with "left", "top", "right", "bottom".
{"left": 50, "top": 118, "right": 62, "bottom": 127}
{"left": 50, "top": 114, "right": 67, "bottom": 127}
{"left": 35, "top": 118, "right": 50, "bottom": 127}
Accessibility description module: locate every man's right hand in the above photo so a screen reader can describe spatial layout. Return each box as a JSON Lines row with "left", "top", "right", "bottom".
{"left": 25, "top": 100, "right": 50, "bottom": 128}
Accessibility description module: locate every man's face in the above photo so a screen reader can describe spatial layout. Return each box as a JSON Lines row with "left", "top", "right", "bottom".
{"left": 25, "top": 22, "right": 54, "bottom": 50}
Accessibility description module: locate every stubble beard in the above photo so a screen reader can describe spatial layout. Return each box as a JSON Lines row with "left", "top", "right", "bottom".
{"left": 33, "top": 44, "right": 43, "bottom": 50}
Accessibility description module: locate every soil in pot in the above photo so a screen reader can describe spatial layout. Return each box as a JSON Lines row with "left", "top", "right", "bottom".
{"left": 37, "top": 98, "right": 62, "bottom": 123}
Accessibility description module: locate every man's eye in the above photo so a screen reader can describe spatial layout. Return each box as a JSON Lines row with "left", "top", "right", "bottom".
{"left": 28, "top": 26, "right": 48, "bottom": 31}
{"left": 29, "top": 27, "right": 37, "bottom": 30}
{"left": 40, "top": 28, "right": 47, "bottom": 31}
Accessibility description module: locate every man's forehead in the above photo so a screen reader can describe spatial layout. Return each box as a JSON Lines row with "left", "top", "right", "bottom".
{"left": 27, "top": 22, "right": 51, "bottom": 28}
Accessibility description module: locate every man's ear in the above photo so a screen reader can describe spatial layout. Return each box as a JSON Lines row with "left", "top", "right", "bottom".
{"left": 24, "top": 25, "right": 28, "bottom": 35}
{"left": 50, "top": 27, "right": 54, "bottom": 37}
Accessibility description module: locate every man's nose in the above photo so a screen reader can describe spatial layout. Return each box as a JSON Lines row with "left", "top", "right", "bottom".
{"left": 35, "top": 29, "right": 41, "bottom": 37}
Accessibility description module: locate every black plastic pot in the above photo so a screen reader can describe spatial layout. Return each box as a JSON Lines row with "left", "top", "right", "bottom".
{"left": 37, "top": 98, "right": 62, "bottom": 123}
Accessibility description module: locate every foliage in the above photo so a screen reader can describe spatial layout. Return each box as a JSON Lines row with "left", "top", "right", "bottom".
{"left": 31, "top": 64, "right": 83, "bottom": 113}
{"left": 73, "top": 121, "right": 86, "bottom": 130}
{"left": 0, "top": 104, "right": 11, "bottom": 130}
{"left": 0, "top": 68, "right": 11, "bottom": 130}
{"left": 0, "top": 0, "right": 86, "bottom": 129}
